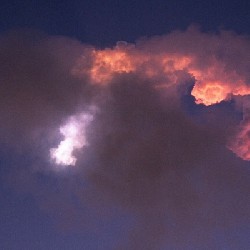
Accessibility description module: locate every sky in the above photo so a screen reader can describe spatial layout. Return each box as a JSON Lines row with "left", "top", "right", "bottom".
{"left": 0, "top": 1, "right": 250, "bottom": 249}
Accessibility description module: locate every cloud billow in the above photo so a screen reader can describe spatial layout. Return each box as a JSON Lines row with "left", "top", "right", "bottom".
{"left": 1, "top": 27, "right": 250, "bottom": 249}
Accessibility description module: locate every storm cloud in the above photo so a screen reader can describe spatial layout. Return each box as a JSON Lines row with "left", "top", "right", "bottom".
{"left": 1, "top": 27, "right": 250, "bottom": 249}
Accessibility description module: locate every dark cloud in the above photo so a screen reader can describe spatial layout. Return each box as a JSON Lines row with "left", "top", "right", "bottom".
{"left": 84, "top": 77, "right": 247, "bottom": 249}
{"left": 1, "top": 28, "right": 250, "bottom": 249}
{"left": 0, "top": 29, "right": 94, "bottom": 148}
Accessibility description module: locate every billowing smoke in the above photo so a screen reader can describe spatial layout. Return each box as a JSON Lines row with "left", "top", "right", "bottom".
{"left": 1, "top": 27, "right": 250, "bottom": 249}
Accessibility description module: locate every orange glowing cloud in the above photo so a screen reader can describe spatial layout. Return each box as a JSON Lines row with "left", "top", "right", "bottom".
{"left": 188, "top": 59, "right": 250, "bottom": 106}
{"left": 71, "top": 29, "right": 250, "bottom": 162}
{"left": 192, "top": 81, "right": 250, "bottom": 106}
{"left": 191, "top": 81, "right": 231, "bottom": 105}
{"left": 73, "top": 40, "right": 250, "bottom": 106}
{"left": 90, "top": 49, "right": 136, "bottom": 83}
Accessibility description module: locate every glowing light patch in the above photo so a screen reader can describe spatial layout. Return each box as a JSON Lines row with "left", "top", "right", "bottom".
{"left": 50, "top": 112, "right": 94, "bottom": 166}
{"left": 191, "top": 82, "right": 230, "bottom": 106}
{"left": 90, "top": 49, "right": 135, "bottom": 84}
